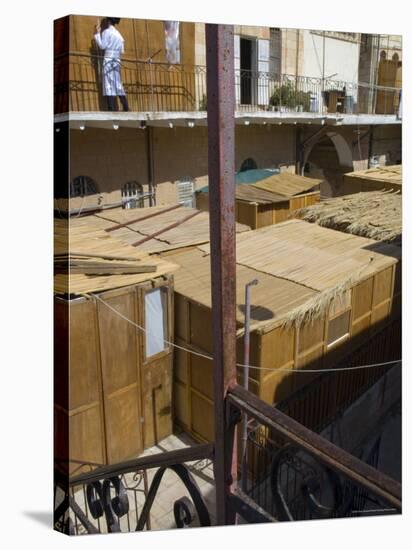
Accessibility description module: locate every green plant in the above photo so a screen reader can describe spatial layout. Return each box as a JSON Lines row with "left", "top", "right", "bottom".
{"left": 269, "top": 82, "right": 311, "bottom": 111}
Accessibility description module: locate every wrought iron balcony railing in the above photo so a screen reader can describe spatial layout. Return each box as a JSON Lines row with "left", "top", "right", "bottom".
{"left": 54, "top": 444, "right": 215, "bottom": 534}
{"left": 54, "top": 380, "right": 401, "bottom": 534}
{"left": 229, "top": 385, "right": 401, "bottom": 522}
{"left": 54, "top": 52, "right": 402, "bottom": 117}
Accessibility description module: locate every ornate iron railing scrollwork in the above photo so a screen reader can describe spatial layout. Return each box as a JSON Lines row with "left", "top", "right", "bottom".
{"left": 84, "top": 476, "right": 129, "bottom": 532}
{"left": 174, "top": 496, "right": 196, "bottom": 527}
{"left": 136, "top": 464, "right": 211, "bottom": 530}
{"left": 60, "top": 462, "right": 211, "bottom": 533}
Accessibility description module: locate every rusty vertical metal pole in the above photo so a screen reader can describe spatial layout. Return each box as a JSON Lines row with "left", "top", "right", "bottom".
{"left": 205, "top": 24, "right": 237, "bottom": 526}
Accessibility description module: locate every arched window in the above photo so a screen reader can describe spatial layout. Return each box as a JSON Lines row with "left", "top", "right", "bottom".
{"left": 240, "top": 158, "right": 258, "bottom": 172}
{"left": 392, "top": 53, "right": 399, "bottom": 62}
{"left": 70, "top": 175, "right": 98, "bottom": 198}
{"left": 380, "top": 50, "right": 387, "bottom": 60}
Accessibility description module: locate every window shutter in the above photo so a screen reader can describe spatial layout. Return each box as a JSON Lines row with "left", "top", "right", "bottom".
{"left": 258, "top": 39, "right": 270, "bottom": 105}
{"left": 177, "top": 179, "right": 195, "bottom": 207}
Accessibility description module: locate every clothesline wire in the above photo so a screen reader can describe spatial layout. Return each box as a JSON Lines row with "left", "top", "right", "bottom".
{"left": 88, "top": 292, "right": 401, "bottom": 374}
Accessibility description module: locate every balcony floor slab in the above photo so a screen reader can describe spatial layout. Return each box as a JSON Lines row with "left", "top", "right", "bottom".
{"left": 55, "top": 110, "right": 401, "bottom": 129}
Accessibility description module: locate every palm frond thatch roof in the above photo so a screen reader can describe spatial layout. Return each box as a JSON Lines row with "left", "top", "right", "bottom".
{"left": 296, "top": 191, "right": 401, "bottom": 246}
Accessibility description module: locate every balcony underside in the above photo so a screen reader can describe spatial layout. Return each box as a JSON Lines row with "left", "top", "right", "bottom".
{"left": 55, "top": 110, "right": 401, "bottom": 129}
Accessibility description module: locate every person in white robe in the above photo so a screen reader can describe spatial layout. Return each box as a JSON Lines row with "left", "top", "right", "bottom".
{"left": 94, "top": 17, "right": 129, "bottom": 111}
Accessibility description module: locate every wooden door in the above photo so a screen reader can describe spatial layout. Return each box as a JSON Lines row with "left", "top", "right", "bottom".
{"left": 141, "top": 357, "right": 173, "bottom": 447}
{"left": 138, "top": 283, "right": 173, "bottom": 448}
{"left": 97, "top": 288, "right": 144, "bottom": 464}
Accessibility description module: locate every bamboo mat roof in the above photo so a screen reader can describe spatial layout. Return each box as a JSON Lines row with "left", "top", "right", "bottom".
{"left": 234, "top": 184, "right": 288, "bottom": 205}
{"left": 167, "top": 247, "right": 317, "bottom": 333}
{"left": 252, "top": 173, "right": 322, "bottom": 197}
{"left": 182, "top": 219, "right": 400, "bottom": 328}
{"left": 344, "top": 165, "right": 402, "bottom": 187}
{"left": 197, "top": 173, "right": 321, "bottom": 204}
{"left": 198, "top": 220, "right": 399, "bottom": 293}
{"left": 54, "top": 218, "right": 177, "bottom": 295}
{"left": 296, "top": 191, "right": 402, "bottom": 245}
{"left": 66, "top": 205, "right": 250, "bottom": 254}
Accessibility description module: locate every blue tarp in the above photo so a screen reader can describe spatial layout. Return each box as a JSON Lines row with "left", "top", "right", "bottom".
{"left": 196, "top": 168, "right": 280, "bottom": 193}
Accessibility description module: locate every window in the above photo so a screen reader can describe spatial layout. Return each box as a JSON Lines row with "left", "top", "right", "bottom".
{"left": 122, "top": 181, "right": 143, "bottom": 209}
{"left": 177, "top": 179, "right": 195, "bottom": 207}
{"left": 145, "top": 288, "right": 168, "bottom": 358}
{"left": 70, "top": 175, "right": 98, "bottom": 198}
{"left": 327, "top": 311, "right": 351, "bottom": 346}
{"left": 240, "top": 158, "right": 258, "bottom": 172}
{"left": 327, "top": 291, "right": 351, "bottom": 347}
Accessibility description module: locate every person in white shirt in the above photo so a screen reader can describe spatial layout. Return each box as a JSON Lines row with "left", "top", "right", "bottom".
{"left": 94, "top": 17, "right": 129, "bottom": 111}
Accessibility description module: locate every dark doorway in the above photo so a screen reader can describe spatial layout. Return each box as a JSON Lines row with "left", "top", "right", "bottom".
{"left": 240, "top": 38, "right": 256, "bottom": 105}
{"left": 304, "top": 136, "right": 345, "bottom": 198}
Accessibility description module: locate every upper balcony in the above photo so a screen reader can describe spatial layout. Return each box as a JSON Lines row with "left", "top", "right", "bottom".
{"left": 54, "top": 53, "right": 402, "bottom": 127}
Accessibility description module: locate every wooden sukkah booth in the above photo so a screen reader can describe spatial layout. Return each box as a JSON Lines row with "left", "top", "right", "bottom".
{"left": 71, "top": 204, "right": 251, "bottom": 253}
{"left": 163, "top": 219, "right": 401, "bottom": 444}
{"left": 54, "top": 205, "right": 250, "bottom": 476}
{"left": 342, "top": 165, "right": 402, "bottom": 195}
{"left": 296, "top": 190, "right": 402, "bottom": 246}
{"left": 195, "top": 173, "right": 322, "bottom": 229}
{"left": 54, "top": 216, "right": 179, "bottom": 476}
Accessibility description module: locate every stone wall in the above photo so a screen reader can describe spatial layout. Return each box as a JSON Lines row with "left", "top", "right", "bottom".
{"left": 69, "top": 123, "right": 296, "bottom": 206}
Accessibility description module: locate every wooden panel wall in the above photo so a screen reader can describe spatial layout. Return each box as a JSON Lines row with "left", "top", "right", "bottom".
{"left": 96, "top": 287, "right": 143, "bottom": 464}
{"left": 54, "top": 298, "right": 106, "bottom": 476}
{"left": 273, "top": 203, "right": 290, "bottom": 224}
{"left": 258, "top": 326, "right": 295, "bottom": 404}
{"left": 172, "top": 262, "right": 400, "bottom": 444}
{"left": 54, "top": 278, "right": 173, "bottom": 475}
{"left": 195, "top": 192, "right": 209, "bottom": 213}
{"left": 195, "top": 192, "right": 319, "bottom": 230}
{"left": 173, "top": 297, "right": 215, "bottom": 442}
{"left": 342, "top": 175, "right": 402, "bottom": 194}
{"left": 237, "top": 201, "right": 258, "bottom": 229}
{"left": 289, "top": 191, "right": 321, "bottom": 212}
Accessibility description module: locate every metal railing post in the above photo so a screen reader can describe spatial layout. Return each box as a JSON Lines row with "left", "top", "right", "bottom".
{"left": 205, "top": 23, "right": 238, "bottom": 526}
{"left": 241, "top": 279, "right": 258, "bottom": 492}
